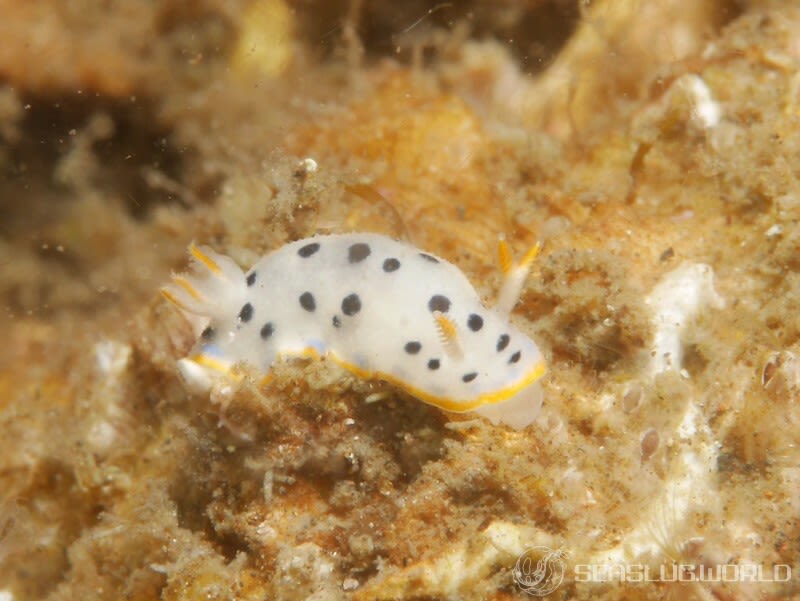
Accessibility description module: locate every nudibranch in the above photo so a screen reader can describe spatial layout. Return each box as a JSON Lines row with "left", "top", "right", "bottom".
{"left": 162, "top": 233, "right": 546, "bottom": 429}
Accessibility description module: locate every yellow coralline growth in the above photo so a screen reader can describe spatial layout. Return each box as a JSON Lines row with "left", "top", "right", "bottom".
{"left": 230, "top": 0, "right": 295, "bottom": 79}
{"left": 285, "top": 70, "right": 534, "bottom": 267}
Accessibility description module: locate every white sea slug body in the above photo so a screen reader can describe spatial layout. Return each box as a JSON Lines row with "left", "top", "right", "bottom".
{"left": 163, "top": 233, "right": 546, "bottom": 429}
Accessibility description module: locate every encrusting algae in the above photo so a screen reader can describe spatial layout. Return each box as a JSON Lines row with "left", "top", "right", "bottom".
{"left": 1, "top": 1, "right": 799, "bottom": 600}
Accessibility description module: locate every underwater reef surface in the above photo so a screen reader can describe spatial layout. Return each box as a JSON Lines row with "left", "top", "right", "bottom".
{"left": 1, "top": 1, "right": 798, "bottom": 599}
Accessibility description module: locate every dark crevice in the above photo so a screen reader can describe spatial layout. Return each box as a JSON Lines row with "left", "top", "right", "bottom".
{"left": 295, "top": 0, "right": 580, "bottom": 74}
{"left": 0, "top": 91, "right": 193, "bottom": 236}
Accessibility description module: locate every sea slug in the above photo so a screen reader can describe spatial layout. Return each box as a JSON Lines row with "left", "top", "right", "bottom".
{"left": 162, "top": 233, "right": 546, "bottom": 429}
